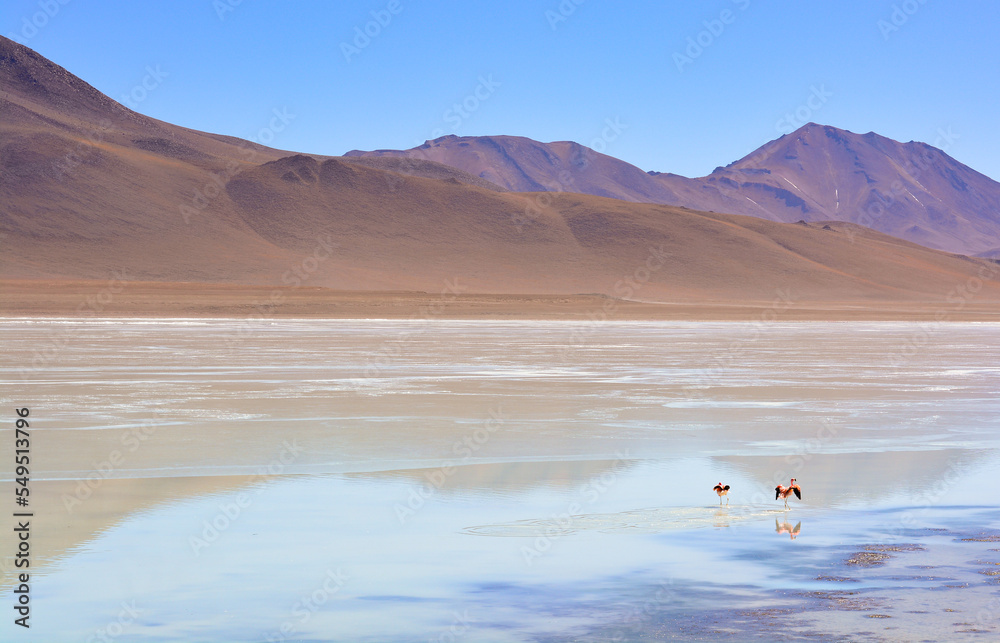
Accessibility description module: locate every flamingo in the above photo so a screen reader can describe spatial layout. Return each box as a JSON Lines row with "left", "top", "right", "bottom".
{"left": 775, "top": 478, "right": 802, "bottom": 510}
{"left": 713, "top": 482, "right": 730, "bottom": 505}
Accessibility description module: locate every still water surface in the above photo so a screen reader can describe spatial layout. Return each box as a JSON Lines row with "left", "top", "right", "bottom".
{"left": 1, "top": 320, "right": 999, "bottom": 641}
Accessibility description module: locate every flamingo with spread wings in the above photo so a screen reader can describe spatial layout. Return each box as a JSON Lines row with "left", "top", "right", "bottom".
{"left": 775, "top": 478, "right": 801, "bottom": 510}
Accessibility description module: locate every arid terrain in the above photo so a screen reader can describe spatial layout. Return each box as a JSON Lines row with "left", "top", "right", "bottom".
{"left": 2, "top": 35, "right": 1000, "bottom": 318}
{"left": 5, "top": 279, "right": 1000, "bottom": 321}
{"left": 350, "top": 127, "right": 1000, "bottom": 257}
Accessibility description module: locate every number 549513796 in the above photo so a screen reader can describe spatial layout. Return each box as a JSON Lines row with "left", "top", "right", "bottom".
{"left": 15, "top": 407, "right": 30, "bottom": 497}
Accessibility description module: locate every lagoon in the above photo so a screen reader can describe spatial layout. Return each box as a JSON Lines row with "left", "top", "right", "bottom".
{"left": 2, "top": 320, "right": 999, "bottom": 641}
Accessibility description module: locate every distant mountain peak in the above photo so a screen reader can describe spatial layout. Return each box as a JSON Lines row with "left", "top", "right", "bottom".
{"left": 350, "top": 124, "right": 1000, "bottom": 255}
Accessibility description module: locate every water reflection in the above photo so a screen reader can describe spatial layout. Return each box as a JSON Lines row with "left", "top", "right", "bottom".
{"left": 713, "top": 507, "right": 731, "bottom": 527}
{"left": 464, "top": 504, "right": 788, "bottom": 536}
{"left": 0, "top": 476, "right": 256, "bottom": 592}
{"left": 714, "top": 448, "right": 987, "bottom": 508}
{"left": 775, "top": 519, "right": 802, "bottom": 540}
{"left": 347, "top": 458, "right": 634, "bottom": 494}
{"left": 3, "top": 321, "right": 1000, "bottom": 641}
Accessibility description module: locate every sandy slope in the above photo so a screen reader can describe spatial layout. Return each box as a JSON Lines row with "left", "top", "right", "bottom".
{"left": 3, "top": 35, "right": 1000, "bottom": 317}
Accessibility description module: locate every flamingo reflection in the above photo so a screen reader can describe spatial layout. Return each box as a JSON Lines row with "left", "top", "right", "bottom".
{"left": 775, "top": 519, "right": 801, "bottom": 540}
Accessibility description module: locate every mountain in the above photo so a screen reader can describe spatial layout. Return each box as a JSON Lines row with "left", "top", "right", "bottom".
{"left": 348, "top": 126, "right": 1000, "bottom": 256}
{"left": 3, "top": 35, "right": 1000, "bottom": 309}
{"left": 346, "top": 134, "right": 681, "bottom": 203}
{"left": 653, "top": 124, "right": 1000, "bottom": 255}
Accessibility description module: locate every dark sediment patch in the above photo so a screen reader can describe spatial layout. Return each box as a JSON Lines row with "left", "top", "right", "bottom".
{"left": 977, "top": 569, "right": 1000, "bottom": 584}
{"left": 798, "top": 590, "right": 886, "bottom": 612}
{"left": 958, "top": 531, "right": 1000, "bottom": 542}
{"left": 866, "top": 544, "right": 927, "bottom": 552}
{"left": 845, "top": 551, "right": 891, "bottom": 567}
{"left": 845, "top": 543, "right": 926, "bottom": 568}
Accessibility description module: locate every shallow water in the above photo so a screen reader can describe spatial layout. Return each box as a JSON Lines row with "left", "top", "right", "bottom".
{"left": 1, "top": 320, "right": 999, "bottom": 641}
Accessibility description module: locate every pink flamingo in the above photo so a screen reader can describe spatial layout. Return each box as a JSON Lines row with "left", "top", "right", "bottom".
{"left": 713, "top": 482, "right": 731, "bottom": 505}
{"left": 775, "top": 478, "right": 802, "bottom": 510}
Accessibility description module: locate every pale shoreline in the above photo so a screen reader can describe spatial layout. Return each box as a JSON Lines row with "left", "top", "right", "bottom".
{"left": 4, "top": 279, "right": 1000, "bottom": 321}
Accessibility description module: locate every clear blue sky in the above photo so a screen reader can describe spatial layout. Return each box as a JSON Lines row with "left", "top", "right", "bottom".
{"left": 5, "top": 0, "right": 999, "bottom": 180}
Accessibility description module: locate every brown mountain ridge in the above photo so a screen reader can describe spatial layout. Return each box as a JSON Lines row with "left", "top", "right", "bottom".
{"left": 349, "top": 126, "right": 1000, "bottom": 257}
{"left": 2, "top": 35, "right": 1000, "bottom": 317}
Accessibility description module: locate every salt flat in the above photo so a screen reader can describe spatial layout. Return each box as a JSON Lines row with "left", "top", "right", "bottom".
{"left": 2, "top": 320, "right": 999, "bottom": 641}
